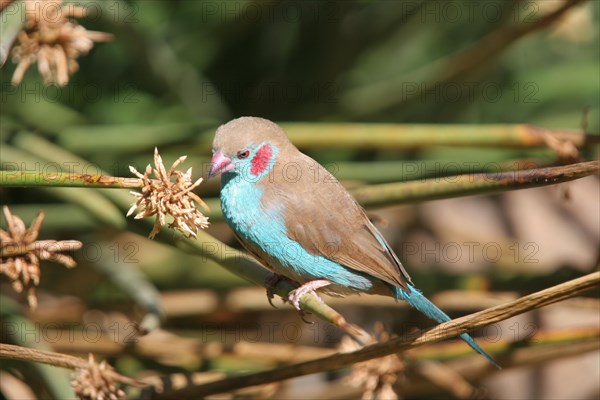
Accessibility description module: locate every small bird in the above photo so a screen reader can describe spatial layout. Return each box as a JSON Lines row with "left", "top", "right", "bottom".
{"left": 209, "top": 116, "right": 499, "bottom": 367}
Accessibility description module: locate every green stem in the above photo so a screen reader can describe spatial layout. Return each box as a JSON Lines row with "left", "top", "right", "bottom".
{"left": 10, "top": 131, "right": 143, "bottom": 208}
{"left": 2, "top": 161, "right": 598, "bottom": 218}
{"left": 26, "top": 123, "right": 599, "bottom": 153}
{"left": 280, "top": 123, "right": 597, "bottom": 150}
{"left": 0, "top": 144, "right": 126, "bottom": 228}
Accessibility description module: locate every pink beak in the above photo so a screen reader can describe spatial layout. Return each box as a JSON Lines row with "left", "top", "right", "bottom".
{"left": 209, "top": 151, "right": 233, "bottom": 178}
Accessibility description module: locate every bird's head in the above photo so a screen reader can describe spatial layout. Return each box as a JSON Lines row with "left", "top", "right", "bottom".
{"left": 209, "top": 117, "right": 292, "bottom": 180}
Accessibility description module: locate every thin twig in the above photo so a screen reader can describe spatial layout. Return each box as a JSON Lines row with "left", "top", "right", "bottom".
{"left": 352, "top": 160, "right": 600, "bottom": 208}
{"left": 151, "top": 271, "right": 599, "bottom": 399}
{"left": 0, "top": 171, "right": 143, "bottom": 188}
{"left": 0, "top": 343, "right": 145, "bottom": 388}
{"left": 313, "top": 335, "right": 600, "bottom": 399}
{"left": 0, "top": 343, "right": 87, "bottom": 369}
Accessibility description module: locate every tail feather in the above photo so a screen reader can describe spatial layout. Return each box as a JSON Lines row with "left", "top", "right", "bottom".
{"left": 395, "top": 286, "right": 501, "bottom": 369}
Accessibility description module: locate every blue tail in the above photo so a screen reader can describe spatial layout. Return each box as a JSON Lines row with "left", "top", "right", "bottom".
{"left": 395, "top": 285, "right": 500, "bottom": 368}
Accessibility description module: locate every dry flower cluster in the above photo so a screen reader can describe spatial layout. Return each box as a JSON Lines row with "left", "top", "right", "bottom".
{"left": 340, "top": 322, "right": 405, "bottom": 400}
{"left": 10, "top": 0, "right": 112, "bottom": 85}
{"left": 0, "top": 206, "right": 82, "bottom": 309}
{"left": 128, "top": 148, "right": 210, "bottom": 239}
{"left": 71, "top": 354, "right": 126, "bottom": 400}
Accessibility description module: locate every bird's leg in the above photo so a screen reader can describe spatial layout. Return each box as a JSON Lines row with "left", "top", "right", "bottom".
{"left": 288, "top": 279, "right": 331, "bottom": 312}
{"left": 264, "top": 273, "right": 293, "bottom": 308}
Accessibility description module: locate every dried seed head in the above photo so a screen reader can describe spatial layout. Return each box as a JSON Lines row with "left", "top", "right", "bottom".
{"left": 10, "top": 0, "right": 112, "bottom": 86}
{"left": 71, "top": 354, "right": 126, "bottom": 400}
{"left": 340, "top": 322, "right": 405, "bottom": 400}
{"left": 0, "top": 206, "right": 82, "bottom": 309}
{"left": 128, "top": 148, "right": 210, "bottom": 239}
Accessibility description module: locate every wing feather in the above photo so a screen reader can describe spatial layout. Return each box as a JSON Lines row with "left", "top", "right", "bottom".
{"left": 260, "top": 153, "right": 412, "bottom": 291}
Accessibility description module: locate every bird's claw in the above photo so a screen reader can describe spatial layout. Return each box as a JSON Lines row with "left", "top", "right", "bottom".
{"left": 299, "top": 310, "right": 314, "bottom": 324}
{"left": 264, "top": 273, "right": 288, "bottom": 309}
{"left": 287, "top": 279, "right": 331, "bottom": 323}
{"left": 265, "top": 277, "right": 331, "bottom": 324}
{"left": 267, "top": 291, "right": 277, "bottom": 309}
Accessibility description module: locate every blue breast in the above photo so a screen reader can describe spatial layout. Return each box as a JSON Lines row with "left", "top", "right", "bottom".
{"left": 220, "top": 173, "right": 376, "bottom": 293}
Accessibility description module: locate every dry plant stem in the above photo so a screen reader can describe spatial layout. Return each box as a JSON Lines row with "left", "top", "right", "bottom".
{"left": 152, "top": 271, "right": 600, "bottom": 399}
{"left": 0, "top": 241, "right": 80, "bottom": 258}
{"left": 353, "top": 160, "right": 600, "bottom": 207}
{"left": 0, "top": 344, "right": 144, "bottom": 388}
{"left": 0, "top": 171, "right": 143, "bottom": 188}
{"left": 1, "top": 342, "right": 86, "bottom": 369}
{"left": 319, "top": 339, "right": 599, "bottom": 400}
{"left": 32, "top": 326, "right": 600, "bottom": 365}
{"left": 149, "top": 340, "right": 599, "bottom": 400}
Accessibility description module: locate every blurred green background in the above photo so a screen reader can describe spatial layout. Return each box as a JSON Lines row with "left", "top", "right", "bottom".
{"left": 1, "top": 1, "right": 599, "bottom": 399}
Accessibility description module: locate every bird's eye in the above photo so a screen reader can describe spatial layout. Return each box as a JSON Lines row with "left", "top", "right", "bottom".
{"left": 237, "top": 150, "right": 250, "bottom": 159}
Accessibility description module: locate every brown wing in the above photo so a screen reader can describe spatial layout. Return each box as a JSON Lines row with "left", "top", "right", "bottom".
{"left": 260, "top": 153, "right": 413, "bottom": 291}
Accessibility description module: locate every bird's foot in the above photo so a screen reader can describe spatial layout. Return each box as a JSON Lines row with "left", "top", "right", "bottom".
{"left": 288, "top": 279, "right": 331, "bottom": 313}
{"left": 264, "top": 273, "right": 290, "bottom": 309}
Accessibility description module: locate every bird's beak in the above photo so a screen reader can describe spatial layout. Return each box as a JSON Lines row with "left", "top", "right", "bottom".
{"left": 209, "top": 151, "right": 233, "bottom": 178}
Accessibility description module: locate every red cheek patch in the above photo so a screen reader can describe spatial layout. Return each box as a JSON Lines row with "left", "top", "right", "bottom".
{"left": 250, "top": 144, "right": 273, "bottom": 175}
